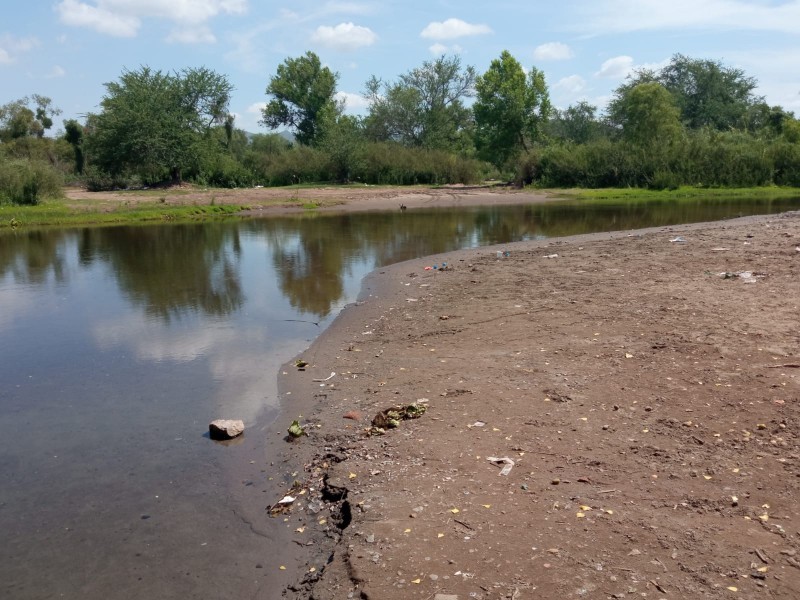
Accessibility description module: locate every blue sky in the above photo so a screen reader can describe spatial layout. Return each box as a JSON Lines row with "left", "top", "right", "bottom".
{"left": 3, "top": 0, "right": 800, "bottom": 134}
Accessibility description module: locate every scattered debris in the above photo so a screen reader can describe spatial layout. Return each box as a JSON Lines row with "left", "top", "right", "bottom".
{"left": 370, "top": 402, "right": 428, "bottom": 431}
{"left": 544, "top": 253, "right": 559, "bottom": 259}
{"left": 669, "top": 236, "right": 687, "bottom": 243}
{"left": 719, "top": 270, "right": 764, "bottom": 283}
{"left": 486, "top": 456, "right": 515, "bottom": 476}
{"left": 295, "top": 359, "right": 309, "bottom": 370}
{"left": 267, "top": 481, "right": 304, "bottom": 516}
{"left": 288, "top": 420, "right": 306, "bottom": 438}
{"left": 312, "top": 372, "right": 336, "bottom": 382}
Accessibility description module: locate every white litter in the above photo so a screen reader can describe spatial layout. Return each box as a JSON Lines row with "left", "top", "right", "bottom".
{"left": 487, "top": 456, "right": 515, "bottom": 476}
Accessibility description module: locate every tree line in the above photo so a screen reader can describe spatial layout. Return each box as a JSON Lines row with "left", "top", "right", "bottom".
{"left": 1, "top": 50, "right": 799, "bottom": 205}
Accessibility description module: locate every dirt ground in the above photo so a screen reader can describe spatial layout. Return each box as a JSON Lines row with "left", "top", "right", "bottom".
{"left": 63, "top": 184, "right": 557, "bottom": 214}
{"left": 265, "top": 209, "right": 800, "bottom": 600}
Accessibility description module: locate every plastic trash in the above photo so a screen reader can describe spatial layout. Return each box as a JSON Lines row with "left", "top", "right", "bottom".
{"left": 487, "top": 456, "right": 515, "bottom": 476}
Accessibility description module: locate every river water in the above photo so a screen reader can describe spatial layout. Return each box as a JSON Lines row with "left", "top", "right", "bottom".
{"left": 1, "top": 197, "right": 798, "bottom": 599}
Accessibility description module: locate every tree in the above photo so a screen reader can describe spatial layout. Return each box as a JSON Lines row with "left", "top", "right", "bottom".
{"left": 660, "top": 54, "right": 760, "bottom": 130}
{"left": 364, "top": 55, "right": 476, "bottom": 152}
{"left": 608, "top": 55, "right": 761, "bottom": 133}
{"left": 261, "top": 51, "right": 338, "bottom": 146}
{"left": 63, "top": 119, "right": 84, "bottom": 174}
{"left": 0, "top": 95, "right": 61, "bottom": 142}
{"left": 548, "top": 101, "right": 604, "bottom": 144}
{"left": 86, "top": 66, "right": 233, "bottom": 184}
{"left": 473, "top": 50, "right": 551, "bottom": 166}
{"left": 617, "top": 82, "right": 683, "bottom": 147}
{"left": 317, "top": 100, "right": 365, "bottom": 182}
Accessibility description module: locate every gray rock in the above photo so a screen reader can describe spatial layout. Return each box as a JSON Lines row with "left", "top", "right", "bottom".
{"left": 209, "top": 419, "right": 245, "bottom": 440}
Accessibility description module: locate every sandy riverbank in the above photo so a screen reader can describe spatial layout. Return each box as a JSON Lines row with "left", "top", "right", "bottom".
{"left": 265, "top": 210, "right": 800, "bottom": 599}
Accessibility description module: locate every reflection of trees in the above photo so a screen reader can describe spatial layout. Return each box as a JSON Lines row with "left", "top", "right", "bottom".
{"left": 79, "top": 224, "right": 243, "bottom": 320}
{"left": 0, "top": 230, "right": 67, "bottom": 284}
{"left": 249, "top": 207, "right": 542, "bottom": 318}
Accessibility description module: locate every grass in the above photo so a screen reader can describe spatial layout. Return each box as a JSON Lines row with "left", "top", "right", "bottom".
{"left": 0, "top": 200, "right": 247, "bottom": 229}
{"left": 549, "top": 185, "right": 800, "bottom": 202}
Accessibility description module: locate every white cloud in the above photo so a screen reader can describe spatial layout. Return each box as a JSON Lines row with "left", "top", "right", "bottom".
{"left": 554, "top": 74, "right": 587, "bottom": 95}
{"left": 311, "top": 22, "right": 377, "bottom": 51}
{"left": 533, "top": 42, "right": 573, "bottom": 61}
{"left": 246, "top": 102, "right": 266, "bottom": 114}
{"left": 0, "top": 34, "right": 40, "bottom": 64}
{"left": 595, "top": 55, "right": 634, "bottom": 79}
{"left": 56, "top": 0, "right": 140, "bottom": 36}
{"left": 574, "top": 0, "right": 800, "bottom": 35}
{"left": 428, "top": 42, "right": 462, "bottom": 55}
{"left": 727, "top": 47, "right": 800, "bottom": 111}
{"left": 46, "top": 65, "right": 67, "bottom": 78}
{"left": 55, "top": 0, "right": 246, "bottom": 41}
{"left": 335, "top": 91, "right": 369, "bottom": 111}
{"left": 420, "top": 18, "right": 492, "bottom": 40}
{"left": 166, "top": 26, "right": 216, "bottom": 44}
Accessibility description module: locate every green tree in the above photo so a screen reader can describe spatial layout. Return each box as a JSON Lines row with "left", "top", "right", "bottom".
{"left": 660, "top": 54, "right": 760, "bottom": 130}
{"left": 63, "top": 119, "right": 84, "bottom": 174}
{"left": 618, "top": 82, "right": 683, "bottom": 147}
{"left": 261, "top": 51, "right": 338, "bottom": 146}
{"left": 473, "top": 50, "right": 551, "bottom": 166}
{"left": 0, "top": 95, "right": 61, "bottom": 142}
{"left": 548, "top": 101, "right": 604, "bottom": 144}
{"left": 364, "top": 55, "right": 476, "bottom": 152}
{"left": 317, "top": 101, "right": 365, "bottom": 182}
{"left": 609, "top": 55, "right": 760, "bottom": 133}
{"left": 784, "top": 119, "right": 800, "bottom": 144}
{"left": 86, "top": 66, "right": 233, "bottom": 184}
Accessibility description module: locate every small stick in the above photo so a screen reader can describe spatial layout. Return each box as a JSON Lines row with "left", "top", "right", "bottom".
{"left": 754, "top": 548, "right": 770, "bottom": 564}
{"left": 454, "top": 519, "right": 474, "bottom": 531}
{"left": 767, "top": 364, "right": 800, "bottom": 369}
{"left": 599, "top": 489, "right": 619, "bottom": 494}
{"left": 649, "top": 580, "right": 667, "bottom": 593}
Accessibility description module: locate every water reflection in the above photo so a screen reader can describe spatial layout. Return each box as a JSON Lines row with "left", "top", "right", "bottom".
{"left": 0, "top": 229, "right": 67, "bottom": 285}
{"left": 78, "top": 224, "right": 244, "bottom": 320}
{"left": 2, "top": 197, "right": 800, "bottom": 322}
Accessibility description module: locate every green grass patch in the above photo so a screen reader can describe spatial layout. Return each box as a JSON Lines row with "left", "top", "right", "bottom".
{"left": 548, "top": 185, "right": 800, "bottom": 202}
{"left": 0, "top": 200, "right": 247, "bottom": 229}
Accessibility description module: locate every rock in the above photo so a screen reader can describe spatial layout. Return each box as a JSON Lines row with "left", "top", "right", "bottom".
{"left": 209, "top": 419, "right": 245, "bottom": 440}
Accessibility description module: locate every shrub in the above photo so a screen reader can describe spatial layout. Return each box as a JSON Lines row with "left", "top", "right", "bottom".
{"left": 0, "top": 158, "right": 63, "bottom": 205}
{"left": 194, "top": 153, "right": 254, "bottom": 188}
{"left": 82, "top": 165, "right": 132, "bottom": 192}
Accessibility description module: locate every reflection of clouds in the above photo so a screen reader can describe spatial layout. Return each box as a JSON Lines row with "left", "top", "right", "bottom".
{"left": 0, "top": 286, "right": 38, "bottom": 331}
{"left": 93, "top": 316, "right": 233, "bottom": 362}
{"left": 91, "top": 314, "right": 302, "bottom": 422}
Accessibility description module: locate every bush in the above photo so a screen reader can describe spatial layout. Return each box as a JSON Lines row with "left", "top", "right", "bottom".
{"left": 82, "top": 165, "right": 133, "bottom": 191}
{"left": 356, "top": 143, "right": 485, "bottom": 185}
{"left": 0, "top": 158, "right": 63, "bottom": 205}
{"left": 768, "top": 141, "right": 800, "bottom": 187}
{"left": 194, "top": 153, "right": 254, "bottom": 188}
{"left": 649, "top": 170, "right": 681, "bottom": 190}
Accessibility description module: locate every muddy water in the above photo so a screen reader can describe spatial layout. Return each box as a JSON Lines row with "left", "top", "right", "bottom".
{"left": 0, "top": 197, "right": 798, "bottom": 599}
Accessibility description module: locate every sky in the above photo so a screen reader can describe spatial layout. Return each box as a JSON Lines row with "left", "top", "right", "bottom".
{"left": 2, "top": 0, "right": 800, "bottom": 135}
